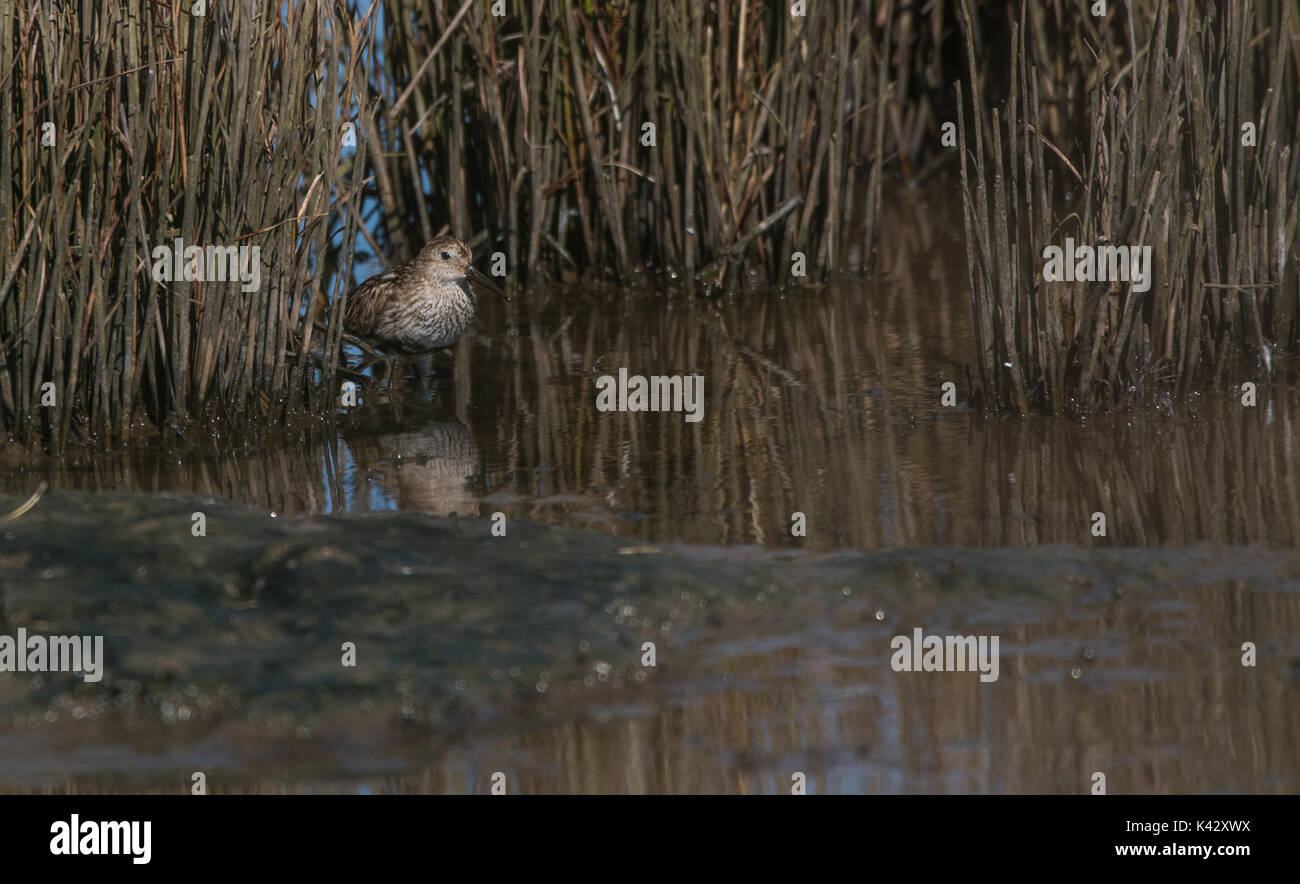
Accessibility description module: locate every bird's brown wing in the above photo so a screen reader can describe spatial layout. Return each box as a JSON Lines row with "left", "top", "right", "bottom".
{"left": 343, "top": 272, "right": 397, "bottom": 339}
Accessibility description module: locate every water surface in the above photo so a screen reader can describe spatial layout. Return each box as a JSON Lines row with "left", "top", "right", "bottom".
{"left": 1, "top": 187, "right": 1297, "bottom": 793}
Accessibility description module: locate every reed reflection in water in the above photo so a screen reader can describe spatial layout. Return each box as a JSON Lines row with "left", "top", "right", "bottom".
{"left": 3, "top": 188, "right": 1297, "bottom": 551}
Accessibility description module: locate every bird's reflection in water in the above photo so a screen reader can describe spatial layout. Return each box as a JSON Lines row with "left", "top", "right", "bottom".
{"left": 341, "top": 407, "right": 481, "bottom": 517}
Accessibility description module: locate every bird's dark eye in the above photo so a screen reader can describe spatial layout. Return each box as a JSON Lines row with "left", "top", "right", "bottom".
{"left": 440, "top": 250, "right": 452, "bottom": 260}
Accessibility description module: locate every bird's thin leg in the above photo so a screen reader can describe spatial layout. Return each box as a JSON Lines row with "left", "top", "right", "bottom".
{"left": 343, "top": 332, "right": 407, "bottom": 394}
{"left": 415, "top": 356, "right": 434, "bottom": 396}
{"left": 335, "top": 365, "right": 371, "bottom": 383}
{"left": 388, "top": 362, "right": 407, "bottom": 422}
{"left": 343, "top": 332, "right": 387, "bottom": 361}
{"left": 353, "top": 352, "right": 390, "bottom": 375}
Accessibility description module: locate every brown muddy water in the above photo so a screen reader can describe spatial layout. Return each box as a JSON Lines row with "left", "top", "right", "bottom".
{"left": 1, "top": 188, "right": 1298, "bottom": 793}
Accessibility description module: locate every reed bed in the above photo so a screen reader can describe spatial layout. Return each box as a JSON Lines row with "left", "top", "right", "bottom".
{"left": 4, "top": 0, "right": 1298, "bottom": 447}
{"left": 1, "top": 1, "right": 371, "bottom": 446}
{"left": 1, "top": 0, "right": 941, "bottom": 447}
{"left": 957, "top": 0, "right": 1300, "bottom": 412}
{"left": 364, "top": 0, "right": 932, "bottom": 285}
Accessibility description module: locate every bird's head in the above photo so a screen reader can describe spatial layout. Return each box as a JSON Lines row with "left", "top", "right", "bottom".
{"left": 419, "top": 235, "right": 509, "bottom": 301}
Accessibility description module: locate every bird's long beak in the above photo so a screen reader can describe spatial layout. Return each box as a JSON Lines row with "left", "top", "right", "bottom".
{"left": 468, "top": 265, "right": 509, "bottom": 301}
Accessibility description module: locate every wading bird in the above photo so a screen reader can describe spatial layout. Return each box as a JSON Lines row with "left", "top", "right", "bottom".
{"left": 343, "top": 235, "right": 507, "bottom": 373}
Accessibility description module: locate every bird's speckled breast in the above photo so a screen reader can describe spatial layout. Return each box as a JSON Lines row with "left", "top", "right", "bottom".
{"left": 377, "top": 279, "right": 477, "bottom": 353}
